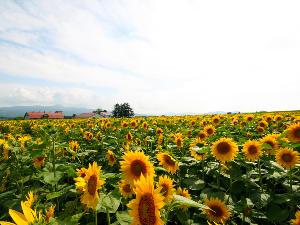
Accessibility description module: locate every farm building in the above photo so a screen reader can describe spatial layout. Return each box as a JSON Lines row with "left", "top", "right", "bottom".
{"left": 74, "top": 111, "right": 112, "bottom": 119}
{"left": 24, "top": 111, "right": 64, "bottom": 120}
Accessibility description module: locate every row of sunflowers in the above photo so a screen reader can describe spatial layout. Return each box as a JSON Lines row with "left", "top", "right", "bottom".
{"left": 0, "top": 112, "right": 299, "bottom": 225}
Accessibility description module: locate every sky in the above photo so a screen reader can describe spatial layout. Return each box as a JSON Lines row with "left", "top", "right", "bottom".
{"left": 0, "top": 0, "right": 300, "bottom": 115}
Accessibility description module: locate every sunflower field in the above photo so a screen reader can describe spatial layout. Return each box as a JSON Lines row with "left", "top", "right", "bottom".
{"left": 0, "top": 112, "right": 300, "bottom": 225}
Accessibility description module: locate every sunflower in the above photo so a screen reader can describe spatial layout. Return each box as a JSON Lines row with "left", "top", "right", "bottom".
{"left": 198, "top": 131, "right": 207, "bottom": 140}
{"left": 156, "top": 175, "right": 175, "bottom": 203}
{"left": 106, "top": 150, "right": 116, "bottom": 166}
{"left": 232, "top": 119, "right": 238, "bottom": 126}
{"left": 76, "top": 167, "right": 87, "bottom": 178}
{"left": 240, "top": 121, "right": 247, "bottom": 126}
{"left": 69, "top": 140, "right": 79, "bottom": 152}
{"left": 174, "top": 133, "right": 184, "bottom": 148}
{"left": 74, "top": 162, "right": 105, "bottom": 210}
{"left": 211, "top": 138, "right": 238, "bottom": 162}
{"left": 242, "top": 140, "right": 262, "bottom": 161}
{"left": 130, "top": 120, "right": 138, "bottom": 128}
{"left": 257, "top": 126, "right": 265, "bottom": 133}
{"left": 119, "top": 180, "right": 134, "bottom": 198}
{"left": 190, "top": 120, "right": 196, "bottom": 126}
{"left": 274, "top": 114, "right": 282, "bottom": 122}
{"left": 1, "top": 141, "right": 9, "bottom": 160}
{"left": 286, "top": 123, "right": 300, "bottom": 143}
{"left": 275, "top": 148, "right": 299, "bottom": 170}
{"left": 265, "top": 114, "right": 273, "bottom": 123}
{"left": 156, "top": 134, "right": 163, "bottom": 146}
{"left": 156, "top": 128, "right": 163, "bottom": 135}
{"left": 84, "top": 131, "right": 93, "bottom": 141}
{"left": 121, "top": 121, "right": 128, "bottom": 128}
{"left": 0, "top": 201, "right": 42, "bottom": 225}
{"left": 258, "top": 120, "right": 268, "bottom": 129}
{"left": 156, "top": 152, "right": 179, "bottom": 174}
{"left": 245, "top": 114, "right": 254, "bottom": 122}
{"left": 32, "top": 156, "right": 45, "bottom": 169}
{"left": 290, "top": 210, "right": 300, "bottom": 225}
{"left": 127, "top": 175, "right": 164, "bottom": 225}
{"left": 24, "top": 191, "right": 36, "bottom": 208}
{"left": 212, "top": 116, "right": 220, "bottom": 124}
{"left": 120, "top": 151, "right": 155, "bottom": 184}
{"left": 260, "top": 135, "right": 278, "bottom": 155}
{"left": 142, "top": 121, "right": 148, "bottom": 129}
{"left": 125, "top": 132, "right": 133, "bottom": 142}
{"left": 204, "top": 198, "right": 230, "bottom": 223}
{"left": 204, "top": 125, "right": 216, "bottom": 136}
{"left": 45, "top": 205, "right": 55, "bottom": 223}
{"left": 176, "top": 187, "right": 191, "bottom": 209}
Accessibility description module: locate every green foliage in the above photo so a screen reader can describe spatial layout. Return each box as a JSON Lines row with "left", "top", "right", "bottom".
{"left": 112, "top": 103, "right": 134, "bottom": 118}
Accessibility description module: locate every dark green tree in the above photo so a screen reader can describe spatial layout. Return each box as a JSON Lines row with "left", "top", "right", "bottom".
{"left": 112, "top": 103, "right": 134, "bottom": 118}
{"left": 93, "top": 108, "right": 107, "bottom": 115}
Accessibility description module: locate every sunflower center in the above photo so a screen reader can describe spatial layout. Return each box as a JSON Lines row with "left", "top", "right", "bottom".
{"left": 199, "top": 133, "right": 206, "bottom": 139}
{"left": 163, "top": 155, "right": 176, "bottom": 166}
{"left": 248, "top": 145, "right": 258, "bottom": 155}
{"left": 206, "top": 128, "right": 213, "bottom": 135}
{"left": 216, "top": 142, "right": 231, "bottom": 154}
{"left": 259, "top": 122, "right": 266, "bottom": 127}
{"left": 131, "top": 160, "right": 147, "bottom": 177}
{"left": 109, "top": 154, "right": 115, "bottom": 162}
{"left": 282, "top": 153, "right": 292, "bottom": 162}
{"left": 210, "top": 205, "right": 223, "bottom": 217}
{"left": 123, "top": 184, "right": 132, "bottom": 193}
{"left": 294, "top": 128, "right": 300, "bottom": 138}
{"left": 176, "top": 139, "right": 182, "bottom": 147}
{"left": 37, "top": 156, "right": 44, "bottom": 162}
{"left": 138, "top": 193, "right": 156, "bottom": 225}
{"left": 88, "top": 175, "right": 98, "bottom": 195}
{"left": 160, "top": 184, "right": 169, "bottom": 197}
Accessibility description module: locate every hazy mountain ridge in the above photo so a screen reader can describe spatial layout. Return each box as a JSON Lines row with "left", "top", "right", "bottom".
{"left": 0, "top": 105, "right": 94, "bottom": 118}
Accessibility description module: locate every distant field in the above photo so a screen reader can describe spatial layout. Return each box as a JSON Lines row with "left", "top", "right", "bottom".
{"left": 0, "top": 112, "right": 299, "bottom": 224}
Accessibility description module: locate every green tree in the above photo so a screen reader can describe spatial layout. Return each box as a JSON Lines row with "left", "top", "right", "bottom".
{"left": 112, "top": 103, "right": 134, "bottom": 118}
{"left": 94, "top": 108, "right": 107, "bottom": 115}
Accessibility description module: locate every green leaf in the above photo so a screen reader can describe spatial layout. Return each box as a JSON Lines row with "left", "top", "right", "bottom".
{"left": 30, "top": 149, "right": 44, "bottom": 157}
{"left": 42, "top": 171, "right": 64, "bottom": 186}
{"left": 116, "top": 211, "right": 132, "bottom": 225}
{"left": 57, "top": 213, "right": 83, "bottom": 225}
{"left": 193, "top": 146, "right": 211, "bottom": 154}
{"left": 183, "top": 178, "right": 205, "bottom": 190}
{"left": 46, "top": 186, "right": 72, "bottom": 200}
{"left": 102, "top": 173, "right": 118, "bottom": 179}
{"left": 172, "top": 194, "right": 209, "bottom": 209}
{"left": 266, "top": 203, "right": 290, "bottom": 222}
{"left": 98, "top": 191, "right": 121, "bottom": 213}
{"left": 262, "top": 143, "right": 272, "bottom": 150}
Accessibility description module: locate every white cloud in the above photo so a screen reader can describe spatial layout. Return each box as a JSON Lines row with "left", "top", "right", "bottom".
{"left": 0, "top": 83, "right": 111, "bottom": 109}
{"left": 0, "top": 0, "right": 300, "bottom": 114}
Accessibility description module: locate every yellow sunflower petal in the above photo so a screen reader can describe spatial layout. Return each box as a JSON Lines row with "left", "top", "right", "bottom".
{"left": 8, "top": 209, "right": 27, "bottom": 225}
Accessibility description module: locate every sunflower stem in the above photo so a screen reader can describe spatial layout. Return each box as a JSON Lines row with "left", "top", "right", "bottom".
{"left": 242, "top": 213, "right": 245, "bottom": 225}
{"left": 107, "top": 210, "right": 111, "bottom": 225}
{"left": 52, "top": 137, "right": 57, "bottom": 192}
{"left": 95, "top": 210, "right": 98, "bottom": 225}
{"left": 217, "top": 161, "right": 221, "bottom": 191}
{"left": 289, "top": 170, "right": 293, "bottom": 192}
{"left": 258, "top": 159, "right": 262, "bottom": 190}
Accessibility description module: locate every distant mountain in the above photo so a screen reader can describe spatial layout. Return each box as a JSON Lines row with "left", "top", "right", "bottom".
{"left": 0, "top": 105, "right": 94, "bottom": 118}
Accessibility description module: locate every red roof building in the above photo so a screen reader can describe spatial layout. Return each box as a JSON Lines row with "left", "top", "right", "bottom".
{"left": 24, "top": 111, "right": 64, "bottom": 120}
{"left": 74, "top": 112, "right": 97, "bottom": 119}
